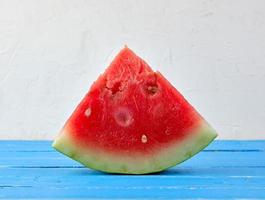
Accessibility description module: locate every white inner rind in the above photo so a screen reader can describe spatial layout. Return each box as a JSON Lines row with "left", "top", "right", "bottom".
{"left": 52, "top": 122, "right": 217, "bottom": 174}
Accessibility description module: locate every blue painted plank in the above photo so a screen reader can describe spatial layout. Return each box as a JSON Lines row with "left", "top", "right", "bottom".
{"left": 0, "top": 141, "right": 265, "bottom": 199}
{"left": 1, "top": 186, "right": 265, "bottom": 199}
{"left": 0, "top": 140, "right": 264, "bottom": 152}
{"left": 1, "top": 170, "right": 265, "bottom": 188}
{"left": 1, "top": 151, "right": 264, "bottom": 168}
{"left": 1, "top": 167, "right": 265, "bottom": 178}
{"left": 0, "top": 146, "right": 264, "bottom": 158}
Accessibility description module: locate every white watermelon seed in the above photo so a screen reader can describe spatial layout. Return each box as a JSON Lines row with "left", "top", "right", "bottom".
{"left": 165, "top": 127, "right": 171, "bottom": 135}
{"left": 85, "top": 108, "right": 91, "bottom": 117}
{"left": 141, "top": 134, "right": 148, "bottom": 143}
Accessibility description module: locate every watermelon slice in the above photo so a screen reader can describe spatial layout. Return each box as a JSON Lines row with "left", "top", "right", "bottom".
{"left": 53, "top": 47, "right": 217, "bottom": 174}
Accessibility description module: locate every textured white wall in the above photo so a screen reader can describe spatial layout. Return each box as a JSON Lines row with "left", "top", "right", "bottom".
{"left": 0, "top": 0, "right": 265, "bottom": 140}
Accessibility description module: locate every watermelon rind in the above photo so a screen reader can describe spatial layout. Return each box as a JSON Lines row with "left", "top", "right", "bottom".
{"left": 52, "top": 123, "right": 217, "bottom": 174}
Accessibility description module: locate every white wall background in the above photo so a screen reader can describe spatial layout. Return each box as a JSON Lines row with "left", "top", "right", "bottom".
{"left": 0, "top": 0, "right": 265, "bottom": 140}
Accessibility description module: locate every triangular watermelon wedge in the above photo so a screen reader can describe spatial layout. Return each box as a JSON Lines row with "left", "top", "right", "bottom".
{"left": 53, "top": 47, "right": 217, "bottom": 174}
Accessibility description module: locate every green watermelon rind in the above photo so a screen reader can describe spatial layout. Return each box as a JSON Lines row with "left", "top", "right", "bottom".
{"left": 52, "top": 123, "right": 217, "bottom": 174}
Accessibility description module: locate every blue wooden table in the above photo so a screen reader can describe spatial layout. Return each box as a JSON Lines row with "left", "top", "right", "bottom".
{"left": 0, "top": 141, "right": 264, "bottom": 199}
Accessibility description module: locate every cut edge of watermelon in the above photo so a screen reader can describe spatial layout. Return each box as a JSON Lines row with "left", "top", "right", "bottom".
{"left": 52, "top": 123, "right": 217, "bottom": 174}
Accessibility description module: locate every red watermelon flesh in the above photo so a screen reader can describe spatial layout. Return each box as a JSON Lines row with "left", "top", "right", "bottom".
{"left": 53, "top": 47, "right": 217, "bottom": 174}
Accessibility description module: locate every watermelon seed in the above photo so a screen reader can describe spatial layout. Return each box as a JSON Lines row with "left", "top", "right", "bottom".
{"left": 84, "top": 108, "right": 91, "bottom": 117}
{"left": 141, "top": 134, "right": 148, "bottom": 143}
{"left": 147, "top": 85, "right": 158, "bottom": 96}
{"left": 165, "top": 128, "right": 171, "bottom": 135}
{"left": 114, "top": 108, "right": 133, "bottom": 127}
{"left": 105, "top": 81, "right": 122, "bottom": 96}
